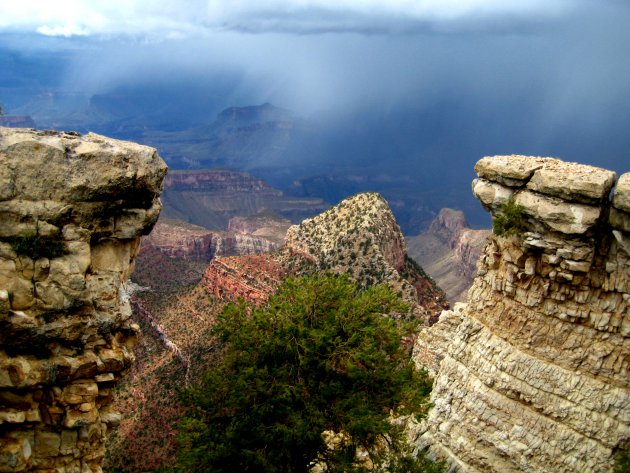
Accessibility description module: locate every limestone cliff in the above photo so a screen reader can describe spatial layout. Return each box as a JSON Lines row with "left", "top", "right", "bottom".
{"left": 414, "top": 155, "right": 629, "bottom": 472}
{"left": 407, "top": 209, "right": 490, "bottom": 302}
{"left": 141, "top": 219, "right": 279, "bottom": 261}
{"left": 0, "top": 128, "right": 166, "bottom": 472}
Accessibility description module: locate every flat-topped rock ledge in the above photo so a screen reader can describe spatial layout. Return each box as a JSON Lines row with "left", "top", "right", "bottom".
{"left": 473, "top": 154, "right": 625, "bottom": 234}
{"left": 414, "top": 155, "right": 629, "bottom": 473}
{"left": 0, "top": 128, "right": 166, "bottom": 472}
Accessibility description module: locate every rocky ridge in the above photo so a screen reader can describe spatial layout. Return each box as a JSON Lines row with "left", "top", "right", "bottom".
{"left": 204, "top": 192, "right": 448, "bottom": 315}
{"left": 0, "top": 128, "right": 166, "bottom": 472}
{"left": 284, "top": 192, "right": 448, "bottom": 314}
{"left": 413, "top": 155, "right": 629, "bottom": 472}
{"left": 407, "top": 208, "right": 490, "bottom": 302}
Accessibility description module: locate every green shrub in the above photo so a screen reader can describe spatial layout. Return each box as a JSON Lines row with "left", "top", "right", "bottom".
{"left": 615, "top": 450, "right": 630, "bottom": 473}
{"left": 8, "top": 231, "right": 66, "bottom": 260}
{"left": 176, "top": 274, "right": 443, "bottom": 473}
{"left": 492, "top": 197, "right": 527, "bottom": 236}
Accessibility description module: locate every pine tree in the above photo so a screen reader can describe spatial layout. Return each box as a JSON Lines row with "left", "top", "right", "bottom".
{"left": 176, "top": 274, "right": 443, "bottom": 473}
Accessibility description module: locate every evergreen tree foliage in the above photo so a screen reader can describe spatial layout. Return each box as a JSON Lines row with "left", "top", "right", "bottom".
{"left": 175, "top": 274, "right": 443, "bottom": 473}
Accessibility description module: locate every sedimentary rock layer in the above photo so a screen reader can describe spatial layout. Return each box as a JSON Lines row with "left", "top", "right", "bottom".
{"left": 0, "top": 128, "right": 166, "bottom": 472}
{"left": 407, "top": 209, "right": 490, "bottom": 302}
{"left": 142, "top": 219, "right": 279, "bottom": 261}
{"left": 161, "top": 169, "right": 326, "bottom": 230}
{"left": 415, "top": 155, "right": 629, "bottom": 472}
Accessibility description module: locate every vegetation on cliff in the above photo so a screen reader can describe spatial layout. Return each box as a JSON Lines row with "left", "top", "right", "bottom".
{"left": 491, "top": 197, "right": 527, "bottom": 236}
{"left": 175, "top": 275, "right": 442, "bottom": 473}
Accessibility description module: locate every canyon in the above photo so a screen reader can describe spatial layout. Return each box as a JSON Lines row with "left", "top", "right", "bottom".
{"left": 407, "top": 208, "right": 490, "bottom": 302}
{"left": 106, "top": 192, "right": 448, "bottom": 471}
{"left": 160, "top": 168, "right": 327, "bottom": 230}
{"left": 0, "top": 127, "right": 167, "bottom": 472}
{"left": 413, "top": 155, "right": 630, "bottom": 472}
{"left": 2, "top": 126, "right": 628, "bottom": 473}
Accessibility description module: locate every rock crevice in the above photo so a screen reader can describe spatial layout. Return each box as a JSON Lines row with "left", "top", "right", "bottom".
{"left": 415, "top": 155, "right": 629, "bottom": 472}
{"left": 0, "top": 128, "right": 166, "bottom": 473}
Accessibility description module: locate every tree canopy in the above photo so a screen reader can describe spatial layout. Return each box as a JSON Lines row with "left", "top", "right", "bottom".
{"left": 175, "top": 274, "right": 443, "bottom": 473}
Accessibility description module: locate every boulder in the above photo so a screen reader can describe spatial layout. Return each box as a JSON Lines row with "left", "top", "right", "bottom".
{"left": 527, "top": 161, "right": 616, "bottom": 204}
{"left": 474, "top": 155, "right": 554, "bottom": 187}
{"left": 515, "top": 190, "right": 601, "bottom": 234}
{"left": 613, "top": 172, "right": 630, "bottom": 213}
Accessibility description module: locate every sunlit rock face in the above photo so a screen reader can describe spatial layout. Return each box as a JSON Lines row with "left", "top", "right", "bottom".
{"left": 414, "top": 155, "right": 629, "bottom": 473}
{"left": 0, "top": 127, "right": 166, "bottom": 473}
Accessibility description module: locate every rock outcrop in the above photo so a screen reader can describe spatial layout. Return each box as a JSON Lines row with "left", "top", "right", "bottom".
{"left": 0, "top": 128, "right": 166, "bottom": 472}
{"left": 201, "top": 254, "right": 288, "bottom": 305}
{"left": 414, "top": 155, "right": 629, "bottom": 472}
{"left": 407, "top": 209, "right": 490, "bottom": 302}
{"left": 284, "top": 192, "right": 448, "bottom": 316}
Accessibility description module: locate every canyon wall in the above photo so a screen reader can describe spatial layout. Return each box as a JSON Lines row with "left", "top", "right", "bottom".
{"left": 0, "top": 128, "right": 166, "bottom": 472}
{"left": 161, "top": 169, "right": 326, "bottom": 230}
{"left": 414, "top": 156, "right": 629, "bottom": 472}
{"left": 407, "top": 208, "right": 490, "bottom": 302}
{"left": 142, "top": 220, "right": 279, "bottom": 261}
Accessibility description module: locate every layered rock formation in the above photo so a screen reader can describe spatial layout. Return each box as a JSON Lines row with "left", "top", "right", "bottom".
{"left": 141, "top": 219, "right": 279, "bottom": 261}
{"left": 407, "top": 209, "right": 490, "bottom": 302}
{"left": 161, "top": 169, "right": 326, "bottom": 230}
{"left": 201, "top": 254, "right": 288, "bottom": 305}
{"left": 0, "top": 128, "right": 166, "bottom": 472}
{"left": 414, "top": 155, "right": 629, "bottom": 472}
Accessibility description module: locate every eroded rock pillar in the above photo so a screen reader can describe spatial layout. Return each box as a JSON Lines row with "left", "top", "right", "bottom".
{"left": 0, "top": 128, "right": 167, "bottom": 472}
{"left": 415, "top": 156, "right": 629, "bottom": 472}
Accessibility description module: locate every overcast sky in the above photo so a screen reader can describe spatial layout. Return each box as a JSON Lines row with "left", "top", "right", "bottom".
{"left": 1, "top": 0, "right": 628, "bottom": 175}
{"left": 0, "top": 0, "right": 582, "bottom": 37}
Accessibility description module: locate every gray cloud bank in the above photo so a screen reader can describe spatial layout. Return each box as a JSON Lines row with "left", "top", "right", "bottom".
{"left": 1, "top": 0, "right": 581, "bottom": 37}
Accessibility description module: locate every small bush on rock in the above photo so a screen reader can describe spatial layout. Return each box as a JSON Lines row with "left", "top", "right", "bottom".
{"left": 492, "top": 197, "right": 527, "bottom": 236}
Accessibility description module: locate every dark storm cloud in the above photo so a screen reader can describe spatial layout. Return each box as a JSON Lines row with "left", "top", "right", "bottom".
{"left": 1, "top": 0, "right": 628, "bottom": 177}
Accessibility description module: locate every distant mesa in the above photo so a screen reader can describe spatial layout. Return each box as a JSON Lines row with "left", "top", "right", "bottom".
{"left": 215, "top": 102, "right": 294, "bottom": 127}
{"left": 160, "top": 168, "right": 327, "bottom": 230}
{"left": 0, "top": 115, "right": 36, "bottom": 128}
